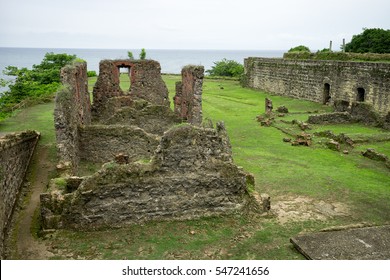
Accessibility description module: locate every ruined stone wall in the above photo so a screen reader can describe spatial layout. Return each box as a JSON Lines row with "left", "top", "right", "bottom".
{"left": 174, "top": 66, "right": 204, "bottom": 125}
{"left": 46, "top": 61, "right": 255, "bottom": 230}
{"left": 0, "top": 131, "right": 40, "bottom": 258}
{"left": 54, "top": 62, "right": 91, "bottom": 174}
{"left": 78, "top": 125, "right": 159, "bottom": 164}
{"left": 244, "top": 58, "right": 390, "bottom": 115}
{"left": 101, "top": 100, "right": 181, "bottom": 135}
{"left": 92, "top": 60, "right": 169, "bottom": 120}
{"left": 41, "top": 124, "right": 252, "bottom": 230}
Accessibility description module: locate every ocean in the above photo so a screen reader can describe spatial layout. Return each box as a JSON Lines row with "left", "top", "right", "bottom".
{"left": 0, "top": 47, "right": 284, "bottom": 92}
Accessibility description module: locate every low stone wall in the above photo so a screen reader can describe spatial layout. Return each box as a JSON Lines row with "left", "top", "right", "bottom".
{"left": 41, "top": 124, "right": 253, "bottom": 230}
{"left": 308, "top": 101, "right": 386, "bottom": 128}
{"left": 308, "top": 112, "right": 352, "bottom": 124}
{"left": 0, "top": 131, "right": 40, "bottom": 258}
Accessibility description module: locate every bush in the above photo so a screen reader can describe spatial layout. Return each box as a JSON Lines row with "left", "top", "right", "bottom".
{"left": 206, "top": 59, "right": 244, "bottom": 78}
{"left": 288, "top": 45, "right": 311, "bottom": 53}
{"left": 87, "top": 70, "right": 97, "bottom": 77}
{"left": 0, "top": 52, "right": 77, "bottom": 121}
{"left": 317, "top": 48, "right": 331, "bottom": 53}
{"left": 139, "top": 48, "right": 146, "bottom": 60}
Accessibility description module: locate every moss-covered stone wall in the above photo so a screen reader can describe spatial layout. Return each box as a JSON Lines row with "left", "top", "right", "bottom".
{"left": 0, "top": 131, "right": 40, "bottom": 258}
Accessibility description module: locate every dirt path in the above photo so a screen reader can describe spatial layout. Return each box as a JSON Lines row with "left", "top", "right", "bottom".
{"left": 14, "top": 144, "right": 54, "bottom": 259}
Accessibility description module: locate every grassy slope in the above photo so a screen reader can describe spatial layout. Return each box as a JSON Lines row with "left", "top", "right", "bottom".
{"left": 1, "top": 75, "right": 389, "bottom": 260}
{"left": 198, "top": 79, "right": 390, "bottom": 222}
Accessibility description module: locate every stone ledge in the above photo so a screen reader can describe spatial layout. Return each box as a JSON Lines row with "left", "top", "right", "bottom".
{"left": 291, "top": 225, "right": 390, "bottom": 260}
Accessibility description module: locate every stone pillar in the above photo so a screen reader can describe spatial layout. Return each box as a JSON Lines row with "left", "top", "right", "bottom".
{"left": 173, "top": 81, "right": 183, "bottom": 116}
{"left": 265, "top": 98, "right": 273, "bottom": 116}
{"left": 174, "top": 65, "right": 204, "bottom": 125}
{"left": 55, "top": 62, "right": 91, "bottom": 175}
{"left": 92, "top": 60, "right": 123, "bottom": 116}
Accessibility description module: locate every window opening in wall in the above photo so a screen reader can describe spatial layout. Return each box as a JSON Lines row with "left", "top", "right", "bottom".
{"left": 357, "top": 87, "right": 365, "bottom": 102}
{"left": 118, "top": 66, "right": 131, "bottom": 92}
{"left": 323, "top": 83, "right": 331, "bottom": 104}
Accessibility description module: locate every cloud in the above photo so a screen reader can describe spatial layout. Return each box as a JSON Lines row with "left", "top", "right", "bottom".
{"left": 0, "top": 0, "right": 389, "bottom": 49}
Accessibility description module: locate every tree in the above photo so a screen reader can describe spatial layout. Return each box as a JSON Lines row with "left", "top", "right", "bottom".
{"left": 288, "top": 45, "right": 310, "bottom": 53}
{"left": 0, "top": 52, "right": 77, "bottom": 120}
{"left": 139, "top": 48, "right": 146, "bottom": 59}
{"left": 127, "top": 51, "right": 134, "bottom": 60}
{"left": 206, "top": 59, "right": 244, "bottom": 78}
{"left": 345, "top": 28, "right": 390, "bottom": 53}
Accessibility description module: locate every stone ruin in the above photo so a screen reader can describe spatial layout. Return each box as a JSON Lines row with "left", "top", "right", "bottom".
{"left": 42, "top": 59, "right": 256, "bottom": 230}
{"left": 308, "top": 100, "right": 390, "bottom": 129}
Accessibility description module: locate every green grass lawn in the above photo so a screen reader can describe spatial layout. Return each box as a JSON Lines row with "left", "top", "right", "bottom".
{"left": 1, "top": 75, "right": 389, "bottom": 260}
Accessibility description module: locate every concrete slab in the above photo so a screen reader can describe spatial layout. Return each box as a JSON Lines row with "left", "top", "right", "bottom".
{"left": 290, "top": 225, "right": 390, "bottom": 260}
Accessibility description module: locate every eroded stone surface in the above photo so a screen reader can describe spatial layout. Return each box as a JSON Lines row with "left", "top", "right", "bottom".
{"left": 291, "top": 225, "right": 390, "bottom": 260}
{"left": 272, "top": 196, "right": 349, "bottom": 224}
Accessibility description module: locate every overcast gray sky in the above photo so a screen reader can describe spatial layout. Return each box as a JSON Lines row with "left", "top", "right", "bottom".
{"left": 0, "top": 0, "right": 389, "bottom": 50}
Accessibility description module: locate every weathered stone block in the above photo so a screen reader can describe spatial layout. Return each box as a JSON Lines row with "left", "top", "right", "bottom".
{"left": 326, "top": 139, "right": 341, "bottom": 151}
{"left": 276, "top": 105, "right": 289, "bottom": 113}
{"left": 362, "top": 148, "right": 389, "bottom": 162}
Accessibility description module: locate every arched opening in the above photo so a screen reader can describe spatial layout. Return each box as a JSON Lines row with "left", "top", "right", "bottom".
{"left": 118, "top": 66, "right": 131, "bottom": 92}
{"left": 323, "top": 83, "right": 331, "bottom": 104}
{"left": 357, "top": 87, "right": 365, "bottom": 102}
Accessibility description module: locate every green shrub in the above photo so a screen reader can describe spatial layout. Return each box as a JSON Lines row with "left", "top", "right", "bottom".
{"left": 345, "top": 28, "right": 390, "bottom": 53}
{"left": 87, "top": 71, "right": 97, "bottom": 77}
{"left": 206, "top": 58, "right": 244, "bottom": 78}
{"left": 317, "top": 48, "right": 331, "bottom": 53}
{"left": 127, "top": 51, "right": 134, "bottom": 60}
{"left": 139, "top": 48, "right": 146, "bottom": 60}
{"left": 288, "top": 45, "right": 311, "bottom": 52}
{"left": 0, "top": 52, "right": 78, "bottom": 121}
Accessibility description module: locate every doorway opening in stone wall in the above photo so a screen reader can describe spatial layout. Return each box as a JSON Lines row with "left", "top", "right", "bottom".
{"left": 323, "top": 83, "right": 331, "bottom": 104}
{"left": 118, "top": 66, "right": 131, "bottom": 93}
{"left": 357, "top": 87, "right": 365, "bottom": 102}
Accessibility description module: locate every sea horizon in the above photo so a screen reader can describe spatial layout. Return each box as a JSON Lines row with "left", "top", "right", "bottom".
{"left": 0, "top": 47, "right": 285, "bottom": 92}
{"left": 0, "top": 47, "right": 285, "bottom": 70}
{"left": 0, "top": 46, "right": 286, "bottom": 51}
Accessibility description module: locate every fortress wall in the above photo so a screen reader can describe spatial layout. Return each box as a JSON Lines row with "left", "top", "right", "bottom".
{"left": 0, "top": 131, "right": 40, "bottom": 258}
{"left": 244, "top": 58, "right": 390, "bottom": 115}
